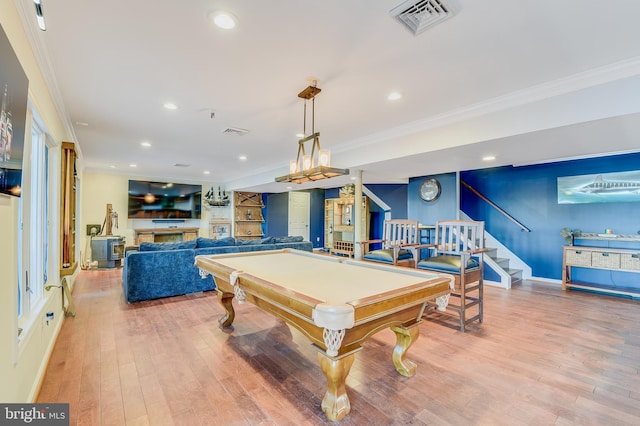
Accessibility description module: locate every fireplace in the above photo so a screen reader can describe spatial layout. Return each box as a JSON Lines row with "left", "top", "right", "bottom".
{"left": 91, "top": 236, "right": 125, "bottom": 268}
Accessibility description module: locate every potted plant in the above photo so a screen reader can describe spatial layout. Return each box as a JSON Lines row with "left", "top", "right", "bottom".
{"left": 560, "top": 228, "right": 582, "bottom": 245}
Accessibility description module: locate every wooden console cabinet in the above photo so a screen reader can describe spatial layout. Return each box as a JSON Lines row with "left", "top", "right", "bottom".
{"left": 562, "top": 233, "right": 640, "bottom": 298}
{"left": 134, "top": 227, "right": 199, "bottom": 244}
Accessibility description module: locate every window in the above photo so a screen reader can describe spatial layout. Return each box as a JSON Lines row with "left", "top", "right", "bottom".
{"left": 18, "top": 115, "right": 51, "bottom": 322}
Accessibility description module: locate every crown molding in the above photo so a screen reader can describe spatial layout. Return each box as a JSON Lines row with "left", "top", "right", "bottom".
{"left": 13, "top": 0, "right": 79, "bottom": 150}
{"left": 338, "top": 56, "right": 640, "bottom": 152}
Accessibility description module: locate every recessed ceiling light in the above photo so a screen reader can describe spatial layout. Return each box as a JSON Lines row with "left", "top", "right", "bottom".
{"left": 387, "top": 91, "right": 402, "bottom": 101}
{"left": 482, "top": 155, "right": 496, "bottom": 161}
{"left": 163, "top": 102, "right": 179, "bottom": 110}
{"left": 75, "top": 121, "right": 89, "bottom": 127}
{"left": 295, "top": 133, "right": 305, "bottom": 139}
{"left": 141, "top": 141, "right": 151, "bottom": 147}
{"left": 203, "top": 170, "right": 210, "bottom": 175}
{"left": 129, "top": 164, "right": 137, "bottom": 168}
{"left": 109, "top": 165, "right": 116, "bottom": 169}
{"left": 239, "top": 155, "right": 247, "bottom": 161}
{"left": 210, "top": 11, "right": 238, "bottom": 29}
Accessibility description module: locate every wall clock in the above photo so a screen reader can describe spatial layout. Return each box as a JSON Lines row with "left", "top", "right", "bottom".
{"left": 419, "top": 178, "right": 441, "bottom": 202}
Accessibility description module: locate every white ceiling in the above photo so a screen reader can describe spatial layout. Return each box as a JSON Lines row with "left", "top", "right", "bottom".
{"left": 17, "top": 0, "right": 640, "bottom": 193}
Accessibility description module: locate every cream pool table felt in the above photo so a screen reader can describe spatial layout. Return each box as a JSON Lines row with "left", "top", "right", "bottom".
{"left": 195, "top": 249, "right": 453, "bottom": 421}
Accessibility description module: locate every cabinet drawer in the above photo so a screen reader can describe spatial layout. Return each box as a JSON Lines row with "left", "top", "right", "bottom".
{"left": 183, "top": 231, "right": 198, "bottom": 241}
{"left": 591, "top": 252, "right": 620, "bottom": 269}
{"left": 565, "top": 249, "right": 591, "bottom": 267}
{"left": 137, "top": 234, "right": 154, "bottom": 244}
{"left": 620, "top": 253, "right": 640, "bottom": 271}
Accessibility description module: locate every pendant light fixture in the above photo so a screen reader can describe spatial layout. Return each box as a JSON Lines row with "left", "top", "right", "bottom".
{"left": 275, "top": 82, "right": 348, "bottom": 184}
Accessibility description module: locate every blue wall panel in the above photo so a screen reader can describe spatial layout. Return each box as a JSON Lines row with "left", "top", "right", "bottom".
{"left": 408, "top": 173, "right": 457, "bottom": 226}
{"left": 310, "top": 189, "right": 325, "bottom": 248}
{"left": 364, "top": 184, "right": 408, "bottom": 218}
{"left": 460, "top": 152, "right": 640, "bottom": 280}
{"left": 265, "top": 192, "right": 288, "bottom": 237}
{"left": 365, "top": 184, "right": 408, "bottom": 239}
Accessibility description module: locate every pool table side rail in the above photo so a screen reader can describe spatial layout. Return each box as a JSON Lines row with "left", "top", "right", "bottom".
{"left": 350, "top": 280, "right": 451, "bottom": 325}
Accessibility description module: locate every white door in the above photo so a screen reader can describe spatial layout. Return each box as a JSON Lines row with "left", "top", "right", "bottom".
{"left": 288, "top": 191, "right": 310, "bottom": 240}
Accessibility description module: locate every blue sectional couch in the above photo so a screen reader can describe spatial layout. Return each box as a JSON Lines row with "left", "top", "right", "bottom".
{"left": 122, "top": 236, "right": 313, "bottom": 303}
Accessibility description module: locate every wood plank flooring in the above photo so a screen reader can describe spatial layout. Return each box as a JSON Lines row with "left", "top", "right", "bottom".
{"left": 37, "top": 269, "right": 640, "bottom": 425}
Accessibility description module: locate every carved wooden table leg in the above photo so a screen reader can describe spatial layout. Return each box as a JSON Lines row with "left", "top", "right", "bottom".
{"left": 217, "top": 291, "right": 235, "bottom": 328}
{"left": 391, "top": 324, "right": 419, "bottom": 377}
{"left": 318, "top": 352, "right": 355, "bottom": 422}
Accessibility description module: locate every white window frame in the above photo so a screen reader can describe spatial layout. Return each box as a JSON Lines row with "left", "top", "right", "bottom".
{"left": 17, "top": 107, "right": 56, "bottom": 352}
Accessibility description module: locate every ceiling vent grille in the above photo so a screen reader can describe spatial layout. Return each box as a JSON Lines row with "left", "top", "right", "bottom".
{"left": 390, "top": 0, "right": 458, "bottom": 36}
{"left": 222, "top": 127, "right": 250, "bottom": 135}
{"left": 173, "top": 163, "right": 191, "bottom": 167}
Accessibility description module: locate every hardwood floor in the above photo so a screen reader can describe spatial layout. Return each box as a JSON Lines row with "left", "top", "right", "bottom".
{"left": 37, "top": 269, "right": 640, "bottom": 425}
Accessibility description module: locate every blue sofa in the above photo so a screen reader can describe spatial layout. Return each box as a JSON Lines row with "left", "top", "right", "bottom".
{"left": 122, "top": 236, "right": 313, "bottom": 303}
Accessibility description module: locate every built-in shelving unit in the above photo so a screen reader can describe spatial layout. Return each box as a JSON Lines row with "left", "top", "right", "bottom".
{"left": 324, "top": 195, "right": 369, "bottom": 257}
{"left": 60, "top": 142, "right": 78, "bottom": 276}
{"left": 234, "top": 191, "right": 265, "bottom": 240}
{"left": 562, "top": 233, "right": 640, "bottom": 298}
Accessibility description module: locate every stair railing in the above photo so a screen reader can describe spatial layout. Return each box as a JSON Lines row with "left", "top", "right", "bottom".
{"left": 460, "top": 180, "right": 530, "bottom": 232}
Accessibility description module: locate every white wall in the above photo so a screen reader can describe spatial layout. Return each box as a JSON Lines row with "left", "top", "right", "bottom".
{"left": 81, "top": 172, "right": 230, "bottom": 262}
{"left": 0, "top": 0, "right": 71, "bottom": 402}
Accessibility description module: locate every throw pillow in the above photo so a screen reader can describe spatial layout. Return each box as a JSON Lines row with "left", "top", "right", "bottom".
{"left": 236, "top": 238, "right": 262, "bottom": 245}
{"left": 273, "top": 235, "right": 304, "bottom": 243}
{"left": 196, "top": 236, "right": 236, "bottom": 248}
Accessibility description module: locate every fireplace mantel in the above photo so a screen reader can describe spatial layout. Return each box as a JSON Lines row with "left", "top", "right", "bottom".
{"left": 134, "top": 227, "right": 199, "bottom": 244}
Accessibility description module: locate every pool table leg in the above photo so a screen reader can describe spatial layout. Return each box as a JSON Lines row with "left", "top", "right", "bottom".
{"left": 391, "top": 324, "right": 419, "bottom": 377}
{"left": 318, "top": 352, "right": 355, "bottom": 422}
{"left": 217, "top": 290, "right": 235, "bottom": 328}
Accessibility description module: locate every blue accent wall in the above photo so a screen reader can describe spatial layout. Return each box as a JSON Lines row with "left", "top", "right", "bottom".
{"left": 365, "top": 184, "right": 408, "bottom": 218}
{"left": 309, "top": 189, "right": 325, "bottom": 248}
{"left": 265, "top": 192, "right": 288, "bottom": 237}
{"left": 264, "top": 151, "right": 640, "bottom": 287}
{"left": 365, "top": 184, "right": 408, "bottom": 239}
{"left": 460, "top": 152, "right": 640, "bottom": 282}
{"left": 408, "top": 173, "right": 457, "bottom": 226}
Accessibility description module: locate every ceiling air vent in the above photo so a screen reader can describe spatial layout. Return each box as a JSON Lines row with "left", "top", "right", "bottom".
{"left": 173, "top": 163, "right": 191, "bottom": 167}
{"left": 222, "top": 127, "right": 249, "bottom": 135}
{"left": 390, "top": 0, "right": 458, "bottom": 36}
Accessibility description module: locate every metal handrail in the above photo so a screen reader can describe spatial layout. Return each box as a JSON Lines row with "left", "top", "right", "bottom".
{"left": 461, "top": 180, "right": 531, "bottom": 232}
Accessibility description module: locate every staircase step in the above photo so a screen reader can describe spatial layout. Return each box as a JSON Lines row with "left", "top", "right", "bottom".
{"left": 485, "top": 248, "right": 498, "bottom": 259}
{"left": 494, "top": 257, "right": 511, "bottom": 268}
{"left": 506, "top": 268, "right": 523, "bottom": 284}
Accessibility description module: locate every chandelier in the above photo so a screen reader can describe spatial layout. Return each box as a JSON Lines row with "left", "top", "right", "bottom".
{"left": 275, "top": 83, "right": 348, "bottom": 184}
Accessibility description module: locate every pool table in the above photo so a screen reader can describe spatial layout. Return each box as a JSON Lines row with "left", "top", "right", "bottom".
{"left": 195, "top": 249, "right": 453, "bottom": 422}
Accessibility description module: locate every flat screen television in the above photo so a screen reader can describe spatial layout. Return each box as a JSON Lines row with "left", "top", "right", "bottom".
{"left": 128, "top": 180, "right": 202, "bottom": 219}
{"left": 0, "top": 25, "right": 29, "bottom": 197}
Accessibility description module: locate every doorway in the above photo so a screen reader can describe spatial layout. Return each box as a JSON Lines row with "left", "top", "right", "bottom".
{"left": 288, "top": 191, "right": 310, "bottom": 240}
